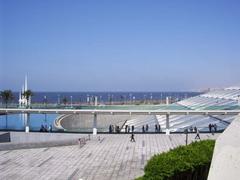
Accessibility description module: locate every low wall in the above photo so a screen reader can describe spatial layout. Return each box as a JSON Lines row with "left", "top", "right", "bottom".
{"left": 208, "top": 115, "right": 240, "bottom": 180}
{"left": 9, "top": 131, "right": 89, "bottom": 143}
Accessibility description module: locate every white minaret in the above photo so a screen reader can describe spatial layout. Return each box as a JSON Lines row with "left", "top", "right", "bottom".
{"left": 24, "top": 75, "right": 28, "bottom": 92}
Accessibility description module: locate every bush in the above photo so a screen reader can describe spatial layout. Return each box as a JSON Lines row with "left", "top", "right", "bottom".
{"left": 137, "top": 140, "right": 215, "bottom": 180}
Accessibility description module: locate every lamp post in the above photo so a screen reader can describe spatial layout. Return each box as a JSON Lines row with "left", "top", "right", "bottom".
{"left": 184, "top": 129, "right": 188, "bottom": 145}
{"left": 44, "top": 95, "right": 47, "bottom": 122}
{"left": 57, "top": 94, "right": 60, "bottom": 105}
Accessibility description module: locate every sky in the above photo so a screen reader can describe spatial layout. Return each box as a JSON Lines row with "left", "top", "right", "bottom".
{"left": 0, "top": 0, "right": 240, "bottom": 92}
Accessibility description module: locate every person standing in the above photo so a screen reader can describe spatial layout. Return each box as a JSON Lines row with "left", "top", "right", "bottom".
{"left": 142, "top": 125, "right": 145, "bottom": 133}
{"left": 131, "top": 125, "right": 134, "bottom": 132}
{"left": 214, "top": 124, "right": 217, "bottom": 132}
{"left": 155, "top": 124, "right": 158, "bottom": 132}
{"left": 146, "top": 124, "right": 149, "bottom": 132}
{"left": 158, "top": 124, "right": 161, "bottom": 132}
{"left": 208, "top": 124, "right": 212, "bottom": 133}
{"left": 109, "top": 125, "right": 112, "bottom": 133}
{"left": 125, "top": 125, "right": 128, "bottom": 133}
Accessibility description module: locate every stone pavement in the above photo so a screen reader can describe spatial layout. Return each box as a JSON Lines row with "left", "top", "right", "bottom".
{"left": 0, "top": 133, "right": 218, "bottom": 180}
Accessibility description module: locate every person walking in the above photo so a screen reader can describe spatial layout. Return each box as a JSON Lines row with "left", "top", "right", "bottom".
{"left": 155, "top": 124, "right": 158, "bottom": 132}
{"left": 195, "top": 127, "right": 201, "bottom": 140}
{"left": 130, "top": 133, "right": 135, "bottom": 142}
{"left": 131, "top": 125, "right": 134, "bottom": 132}
{"left": 146, "top": 124, "right": 149, "bottom": 132}
{"left": 158, "top": 124, "right": 161, "bottom": 132}
{"left": 142, "top": 125, "right": 145, "bottom": 133}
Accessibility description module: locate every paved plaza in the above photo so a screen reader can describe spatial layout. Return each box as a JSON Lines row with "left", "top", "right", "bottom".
{"left": 0, "top": 133, "right": 218, "bottom": 180}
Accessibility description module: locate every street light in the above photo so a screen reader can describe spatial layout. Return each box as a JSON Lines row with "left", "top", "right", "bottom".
{"left": 57, "top": 94, "right": 60, "bottom": 105}
{"left": 44, "top": 95, "right": 47, "bottom": 122}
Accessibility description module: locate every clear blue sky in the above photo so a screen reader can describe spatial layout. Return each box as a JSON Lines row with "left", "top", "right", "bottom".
{"left": 1, "top": 0, "right": 240, "bottom": 91}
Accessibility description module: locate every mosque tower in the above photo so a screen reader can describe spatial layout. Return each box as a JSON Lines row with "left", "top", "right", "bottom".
{"left": 19, "top": 75, "right": 30, "bottom": 107}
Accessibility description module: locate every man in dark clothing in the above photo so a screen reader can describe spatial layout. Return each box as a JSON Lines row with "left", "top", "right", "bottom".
{"left": 146, "top": 124, "right": 149, "bottom": 132}
{"left": 158, "top": 124, "right": 161, "bottom": 132}
{"left": 209, "top": 124, "right": 212, "bottom": 133}
{"left": 142, "top": 125, "right": 145, "bottom": 133}
{"left": 131, "top": 125, "right": 134, "bottom": 132}
{"left": 109, "top": 125, "right": 112, "bottom": 133}
{"left": 125, "top": 125, "right": 128, "bottom": 133}
{"left": 155, "top": 124, "right": 158, "bottom": 132}
{"left": 130, "top": 133, "right": 135, "bottom": 142}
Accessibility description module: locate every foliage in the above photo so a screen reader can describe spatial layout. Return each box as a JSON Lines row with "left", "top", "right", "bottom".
{"left": 22, "top": 90, "right": 34, "bottom": 101}
{"left": 0, "top": 90, "right": 14, "bottom": 108}
{"left": 62, "top": 97, "right": 68, "bottom": 105}
{"left": 137, "top": 140, "right": 215, "bottom": 180}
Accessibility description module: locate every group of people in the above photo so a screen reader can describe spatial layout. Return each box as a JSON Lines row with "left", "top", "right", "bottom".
{"left": 155, "top": 124, "right": 161, "bottom": 132}
{"left": 40, "top": 124, "right": 52, "bottom": 132}
{"left": 142, "top": 124, "right": 149, "bottom": 133}
{"left": 109, "top": 124, "right": 121, "bottom": 133}
{"left": 209, "top": 123, "right": 218, "bottom": 134}
{"left": 109, "top": 124, "right": 164, "bottom": 133}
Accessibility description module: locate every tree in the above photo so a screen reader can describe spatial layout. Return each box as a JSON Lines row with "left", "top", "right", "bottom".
{"left": 22, "top": 90, "right": 33, "bottom": 108}
{"left": 62, "top": 97, "right": 68, "bottom": 106}
{"left": 0, "top": 90, "right": 14, "bottom": 129}
{"left": 0, "top": 90, "right": 14, "bottom": 108}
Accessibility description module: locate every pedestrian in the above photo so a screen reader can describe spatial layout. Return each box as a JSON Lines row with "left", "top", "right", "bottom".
{"left": 109, "top": 125, "right": 112, "bottom": 133}
{"left": 214, "top": 124, "right": 217, "bottom": 132}
{"left": 158, "top": 124, "right": 161, "bottom": 132}
{"left": 142, "top": 125, "right": 145, "bottom": 133}
{"left": 131, "top": 125, "right": 134, "bottom": 132}
{"left": 40, "top": 124, "right": 44, "bottom": 132}
{"left": 195, "top": 127, "right": 201, "bottom": 140}
{"left": 155, "top": 124, "right": 158, "bottom": 132}
{"left": 130, "top": 133, "right": 135, "bottom": 142}
{"left": 128, "top": 126, "right": 130, "bottom": 133}
{"left": 78, "top": 138, "right": 81, "bottom": 148}
{"left": 208, "top": 124, "right": 212, "bottom": 133}
{"left": 48, "top": 124, "right": 52, "bottom": 132}
{"left": 125, "top": 125, "right": 128, "bottom": 133}
{"left": 146, "top": 124, "right": 149, "bottom": 132}
{"left": 44, "top": 124, "right": 48, "bottom": 132}
{"left": 190, "top": 126, "right": 193, "bottom": 132}
{"left": 211, "top": 124, "right": 214, "bottom": 135}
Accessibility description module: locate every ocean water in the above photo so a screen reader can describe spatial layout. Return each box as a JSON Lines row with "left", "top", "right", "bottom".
{"left": 11, "top": 91, "right": 201, "bottom": 104}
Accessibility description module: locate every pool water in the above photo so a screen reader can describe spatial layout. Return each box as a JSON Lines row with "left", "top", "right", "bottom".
{"left": 0, "top": 114, "right": 58, "bottom": 131}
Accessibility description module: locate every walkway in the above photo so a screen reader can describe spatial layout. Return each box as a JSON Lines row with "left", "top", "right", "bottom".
{"left": 0, "top": 133, "right": 218, "bottom": 180}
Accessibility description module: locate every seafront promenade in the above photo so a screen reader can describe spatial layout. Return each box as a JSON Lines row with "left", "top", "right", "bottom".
{"left": 0, "top": 132, "right": 218, "bottom": 180}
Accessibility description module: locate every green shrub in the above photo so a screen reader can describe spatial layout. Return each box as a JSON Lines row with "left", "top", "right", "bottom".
{"left": 137, "top": 140, "right": 215, "bottom": 180}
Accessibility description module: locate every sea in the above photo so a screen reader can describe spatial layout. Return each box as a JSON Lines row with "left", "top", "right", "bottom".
{"left": 0, "top": 92, "right": 201, "bottom": 131}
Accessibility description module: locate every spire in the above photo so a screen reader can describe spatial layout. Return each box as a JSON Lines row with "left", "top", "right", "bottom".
{"left": 24, "top": 75, "right": 28, "bottom": 92}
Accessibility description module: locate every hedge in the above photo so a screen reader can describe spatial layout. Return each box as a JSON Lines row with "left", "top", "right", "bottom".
{"left": 136, "top": 140, "right": 215, "bottom": 180}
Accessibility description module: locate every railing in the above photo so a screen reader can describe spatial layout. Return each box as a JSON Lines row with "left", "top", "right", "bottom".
{"left": 0, "top": 103, "right": 240, "bottom": 111}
